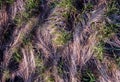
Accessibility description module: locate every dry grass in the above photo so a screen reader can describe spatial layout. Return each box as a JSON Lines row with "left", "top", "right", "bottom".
{"left": 0, "top": 0, "right": 120, "bottom": 82}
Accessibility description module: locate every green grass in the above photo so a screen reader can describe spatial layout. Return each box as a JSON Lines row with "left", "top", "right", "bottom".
{"left": 14, "top": 12, "right": 29, "bottom": 26}
{"left": 57, "top": 59, "right": 64, "bottom": 77}
{"left": 94, "top": 42, "right": 104, "bottom": 61}
{"left": 100, "top": 24, "right": 118, "bottom": 40}
{"left": 83, "top": 2, "right": 94, "bottom": 13}
{"left": 22, "top": 35, "right": 32, "bottom": 45}
{"left": 0, "top": 0, "right": 2, "bottom": 8}
{"left": 46, "top": 77, "right": 55, "bottom": 82}
{"left": 94, "top": 23, "right": 118, "bottom": 61}
{"left": 93, "top": 0, "right": 119, "bottom": 61}
{"left": 50, "top": 0, "right": 59, "bottom": 9}
{"left": 116, "top": 57, "right": 120, "bottom": 67}
{"left": 3, "top": 70, "right": 10, "bottom": 80}
{"left": 35, "top": 54, "right": 55, "bottom": 82}
{"left": 0, "top": 0, "right": 14, "bottom": 4}
{"left": 106, "top": 0, "right": 119, "bottom": 16}
{"left": 26, "top": 0, "right": 37, "bottom": 9}
{"left": 26, "top": 0, "right": 39, "bottom": 11}
{"left": 12, "top": 51, "right": 22, "bottom": 63}
{"left": 94, "top": 24, "right": 117, "bottom": 61}
{"left": 0, "top": 0, "right": 14, "bottom": 9}
{"left": 53, "top": 30, "right": 72, "bottom": 46}
{"left": 6, "top": 0, "right": 14, "bottom": 4}
{"left": 59, "top": 0, "right": 73, "bottom": 8}
{"left": 82, "top": 70, "right": 96, "bottom": 82}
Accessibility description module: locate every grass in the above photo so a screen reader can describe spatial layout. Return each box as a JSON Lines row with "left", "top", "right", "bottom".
{"left": 59, "top": 0, "right": 73, "bottom": 8}
{"left": 82, "top": 70, "right": 96, "bottom": 82}
{"left": 0, "top": 0, "right": 14, "bottom": 4}
{"left": 94, "top": 42, "right": 104, "bottom": 61}
{"left": 12, "top": 50, "right": 22, "bottom": 63}
{"left": 57, "top": 59, "right": 64, "bottom": 77}
{"left": 26, "top": 0, "right": 38, "bottom": 10}
{"left": 59, "top": 0, "right": 77, "bottom": 20}
{"left": 94, "top": 23, "right": 118, "bottom": 61}
{"left": 0, "top": 0, "right": 14, "bottom": 9}
{"left": 99, "top": 23, "right": 118, "bottom": 40}
{"left": 0, "top": 0, "right": 2, "bottom": 8}
{"left": 52, "top": 30, "right": 72, "bottom": 46}
{"left": 50, "top": 0, "right": 59, "bottom": 9}
{"left": 25, "top": 0, "right": 40, "bottom": 14}
{"left": 94, "top": 22, "right": 119, "bottom": 61}
{"left": 3, "top": 70, "right": 10, "bottom": 80}
{"left": 35, "top": 55, "right": 54, "bottom": 82}
{"left": 14, "top": 12, "right": 29, "bottom": 26}
{"left": 14, "top": 0, "right": 40, "bottom": 26}
{"left": 106, "top": 0, "right": 119, "bottom": 16}
{"left": 6, "top": 0, "right": 14, "bottom": 4}
{"left": 116, "top": 57, "right": 120, "bottom": 67}
{"left": 46, "top": 76, "right": 55, "bottom": 82}
{"left": 83, "top": 2, "right": 94, "bottom": 13}
{"left": 22, "top": 34, "right": 32, "bottom": 45}
{"left": 93, "top": 0, "right": 119, "bottom": 62}
{"left": 35, "top": 55, "right": 45, "bottom": 73}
